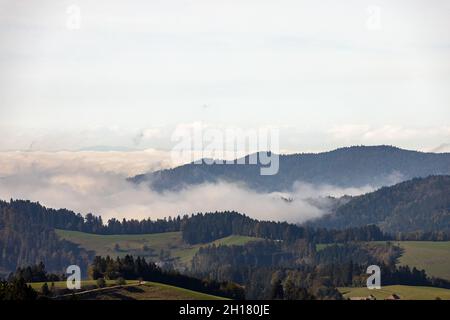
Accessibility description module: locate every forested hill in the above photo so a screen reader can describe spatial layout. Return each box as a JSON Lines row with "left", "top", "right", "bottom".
{"left": 2, "top": 173, "right": 450, "bottom": 274}
{"left": 181, "top": 211, "right": 391, "bottom": 244}
{"left": 309, "top": 175, "right": 450, "bottom": 234}
{"left": 0, "top": 201, "right": 94, "bottom": 275}
{"left": 0, "top": 199, "right": 391, "bottom": 275}
{"left": 0, "top": 199, "right": 183, "bottom": 235}
{"left": 0, "top": 199, "right": 185, "bottom": 275}
{"left": 130, "top": 146, "right": 450, "bottom": 192}
{"left": 0, "top": 199, "right": 388, "bottom": 242}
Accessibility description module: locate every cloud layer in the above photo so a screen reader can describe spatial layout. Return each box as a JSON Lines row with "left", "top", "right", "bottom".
{"left": 0, "top": 151, "right": 375, "bottom": 223}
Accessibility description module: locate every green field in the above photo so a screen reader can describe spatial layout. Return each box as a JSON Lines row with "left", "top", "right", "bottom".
{"left": 79, "top": 282, "right": 227, "bottom": 300}
{"left": 56, "top": 229, "right": 259, "bottom": 266}
{"left": 339, "top": 285, "right": 450, "bottom": 300}
{"left": 394, "top": 241, "right": 450, "bottom": 281}
{"left": 29, "top": 280, "right": 226, "bottom": 300}
{"left": 317, "top": 241, "right": 450, "bottom": 281}
{"left": 29, "top": 279, "right": 139, "bottom": 291}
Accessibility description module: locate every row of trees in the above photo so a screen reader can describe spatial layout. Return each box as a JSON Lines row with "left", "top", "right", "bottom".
{"left": 190, "top": 241, "right": 400, "bottom": 285}
{"left": 0, "top": 200, "right": 392, "bottom": 243}
{"left": 314, "top": 242, "right": 402, "bottom": 266}
{"left": 246, "top": 267, "right": 343, "bottom": 300}
{"left": 0, "top": 278, "right": 37, "bottom": 300}
{"left": 4, "top": 199, "right": 446, "bottom": 244}
{"left": 89, "top": 255, "right": 244, "bottom": 299}
{"left": 10, "top": 262, "right": 64, "bottom": 283}
{"left": 1, "top": 199, "right": 184, "bottom": 235}
{"left": 182, "top": 211, "right": 390, "bottom": 244}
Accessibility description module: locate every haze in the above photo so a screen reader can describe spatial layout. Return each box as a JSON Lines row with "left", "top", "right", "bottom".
{"left": 0, "top": 0, "right": 449, "bottom": 152}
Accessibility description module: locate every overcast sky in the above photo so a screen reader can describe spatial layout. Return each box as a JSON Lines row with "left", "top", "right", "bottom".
{"left": 1, "top": 0, "right": 449, "bottom": 152}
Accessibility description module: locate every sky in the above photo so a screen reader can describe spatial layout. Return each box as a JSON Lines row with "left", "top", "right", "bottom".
{"left": 0, "top": 0, "right": 450, "bottom": 153}
{"left": 0, "top": 0, "right": 449, "bottom": 220}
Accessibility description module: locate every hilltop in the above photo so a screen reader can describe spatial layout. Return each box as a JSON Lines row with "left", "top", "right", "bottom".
{"left": 130, "top": 146, "right": 450, "bottom": 192}
{"left": 310, "top": 175, "right": 450, "bottom": 234}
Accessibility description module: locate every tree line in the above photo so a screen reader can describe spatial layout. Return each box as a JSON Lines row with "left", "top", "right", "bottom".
{"left": 190, "top": 240, "right": 450, "bottom": 299}
{"left": 89, "top": 255, "right": 244, "bottom": 299}
{"left": 3, "top": 199, "right": 447, "bottom": 244}
{"left": 1, "top": 199, "right": 184, "bottom": 235}
{"left": 181, "top": 211, "right": 390, "bottom": 244}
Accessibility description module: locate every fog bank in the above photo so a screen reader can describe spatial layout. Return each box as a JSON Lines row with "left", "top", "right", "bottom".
{"left": 0, "top": 151, "right": 375, "bottom": 223}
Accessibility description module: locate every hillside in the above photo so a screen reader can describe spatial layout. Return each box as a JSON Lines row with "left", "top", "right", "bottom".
{"left": 30, "top": 280, "right": 226, "bottom": 300}
{"left": 394, "top": 241, "right": 450, "bottom": 281}
{"left": 319, "top": 241, "right": 450, "bottom": 281}
{"left": 29, "top": 279, "right": 138, "bottom": 291}
{"left": 130, "top": 146, "right": 450, "bottom": 192}
{"left": 76, "top": 282, "right": 227, "bottom": 300}
{"left": 0, "top": 201, "right": 94, "bottom": 274}
{"left": 339, "top": 285, "right": 450, "bottom": 300}
{"left": 310, "top": 175, "right": 450, "bottom": 234}
{"left": 55, "top": 230, "right": 260, "bottom": 266}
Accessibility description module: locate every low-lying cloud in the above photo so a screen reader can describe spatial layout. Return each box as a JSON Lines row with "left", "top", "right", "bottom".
{"left": 0, "top": 151, "right": 375, "bottom": 224}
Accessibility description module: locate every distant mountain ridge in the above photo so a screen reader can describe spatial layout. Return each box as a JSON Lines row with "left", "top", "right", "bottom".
{"left": 309, "top": 175, "right": 450, "bottom": 234}
{"left": 130, "top": 146, "right": 450, "bottom": 192}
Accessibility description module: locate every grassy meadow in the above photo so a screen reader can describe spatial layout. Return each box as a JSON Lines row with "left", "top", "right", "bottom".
{"left": 394, "top": 241, "right": 450, "bottom": 281}
{"left": 317, "top": 241, "right": 450, "bottom": 281}
{"left": 339, "top": 285, "right": 450, "bottom": 300}
{"left": 29, "top": 279, "right": 139, "bottom": 291}
{"left": 80, "top": 281, "right": 227, "bottom": 300}
{"left": 28, "top": 280, "right": 226, "bottom": 300}
{"left": 56, "top": 229, "right": 259, "bottom": 266}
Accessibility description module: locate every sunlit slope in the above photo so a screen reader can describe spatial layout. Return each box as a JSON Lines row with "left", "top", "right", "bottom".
{"left": 56, "top": 229, "right": 259, "bottom": 265}
{"left": 339, "top": 285, "right": 450, "bottom": 300}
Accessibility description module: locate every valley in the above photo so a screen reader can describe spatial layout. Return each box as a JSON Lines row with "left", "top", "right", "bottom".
{"left": 2, "top": 0, "right": 450, "bottom": 308}
{"left": 1, "top": 164, "right": 449, "bottom": 301}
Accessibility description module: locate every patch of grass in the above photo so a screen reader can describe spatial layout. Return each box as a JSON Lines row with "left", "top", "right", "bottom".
{"left": 30, "top": 280, "right": 227, "bottom": 300}
{"left": 78, "top": 282, "right": 228, "bottom": 300}
{"left": 371, "top": 241, "right": 450, "bottom": 281}
{"left": 315, "top": 244, "right": 328, "bottom": 252}
{"left": 315, "top": 243, "right": 346, "bottom": 252}
{"left": 29, "top": 280, "right": 139, "bottom": 291}
{"left": 56, "top": 230, "right": 183, "bottom": 260}
{"left": 394, "top": 241, "right": 450, "bottom": 281}
{"left": 339, "top": 285, "right": 450, "bottom": 300}
{"left": 317, "top": 241, "right": 450, "bottom": 281}
{"left": 174, "top": 235, "right": 262, "bottom": 264}
{"left": 56, "top": 229, "right": 259, "bottom": 266}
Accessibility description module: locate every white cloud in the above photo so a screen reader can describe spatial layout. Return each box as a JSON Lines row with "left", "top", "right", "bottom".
{"left": 328, "top": 124, "right": 450, "bottom": 151}
{"left": 430, "top": 143, "right": 450, "bottom": 153}
{"left": 0, "top": 150, "right": 173, "bottom": 177}
{"left": 0, "top": 150, "right": 374, "bottom": 223}
{"left": 1, "top": 0, "right": 449, "bottom": 148}
{"left": 328, "top": 124, "right": 371, "bottom": 140}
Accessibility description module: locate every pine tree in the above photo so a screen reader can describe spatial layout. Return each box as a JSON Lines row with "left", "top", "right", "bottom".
{"left": 41, "top": 282, "right": 50, "bottom": 296}
{"left": 270, "top": 279, "right": 284, "bottom": 299}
